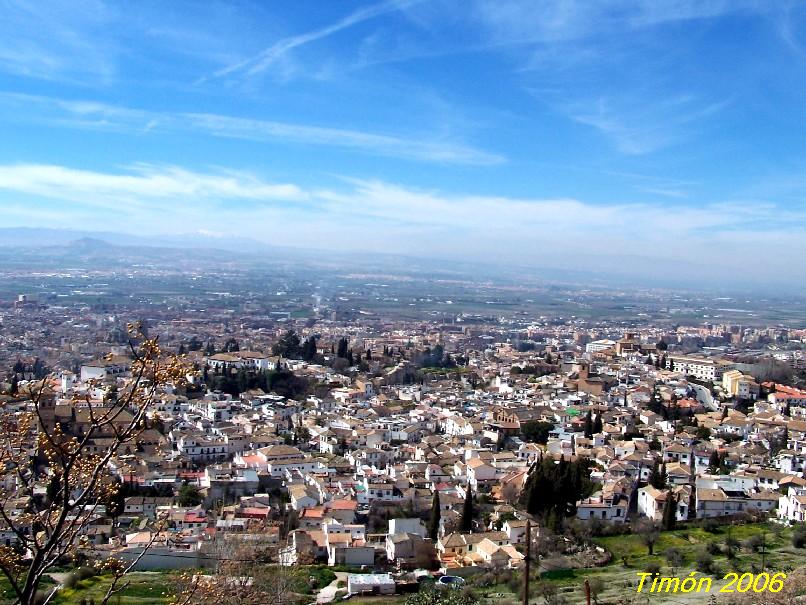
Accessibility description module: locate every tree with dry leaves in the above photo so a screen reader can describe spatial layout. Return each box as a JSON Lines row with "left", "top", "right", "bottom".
{"left": 171, "top": 534, "right": 306, "bottom": 605}
{"left": 0, "top": 325, "right": 188, "bottom": 605}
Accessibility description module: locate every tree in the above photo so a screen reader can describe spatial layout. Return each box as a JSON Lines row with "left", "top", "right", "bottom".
{"left": 301, "top": 336, "right": 318, "bottom": 362}
{"left": 592, "top": 413, "right": 603, "bottom": 435}
{"left": 336, "top": 337, "right": 349, "bottom": 359}
{"left": 520, "top": 420, "right": 554, "bottom": 444}
{"left": 633, "top": 519, "right": 659, "bottom": 555}
{"left": 583, "top": 410, "right": 593, "bottom": 439}
{"left": 223, "top": 338, "right": 239, "bottom": 353}
{"left": 587, "top": 577, "right": 605, "bottom": 605}
{"left": 0, "top": 326, "right": 187, "bottom": 605}
{"left": 177, "top": 483, "right": 202, "bottom": 507}
{"left": 664, "top": 547, "right": 683, "bottom": 569}
{"left": 272, "top": 331, "right": 301, "bottom": 358}
{"left": 460, "top": 486, "right": 474, "bottom": 532}
{"left": 521, "top": 456, "right": 594, "bottom": 521}
{"left": 649, "top": 460, "right": 666, "bottom": 489}
{"left": 172, "top": 534, "right": 305, "bottom": 605}
{"left": 428, "top": 491, "right": 441, "bottom": 541}
{"left": 404, "top": 586, "right": 477, "bottom": 605}
{"left": 707, "top": 450, "right": 721, "bottom": 474}
{"left": 661, "top": 493, "right": 677, "bottom": 531}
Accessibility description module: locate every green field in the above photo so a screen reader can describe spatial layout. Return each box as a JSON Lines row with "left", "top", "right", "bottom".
{"left": 5, "top": 523, "right": 803, "bottom": 605}
{"left": 52, "top": 572, "right": 172, "bottom": 605}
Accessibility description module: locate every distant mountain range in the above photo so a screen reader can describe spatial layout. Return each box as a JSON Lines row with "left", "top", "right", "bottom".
{"left": 0, "top": 227, "right": 794, "bottom": 295}
{"left": 0, "top": 227, "right": 274, "bottom": 254}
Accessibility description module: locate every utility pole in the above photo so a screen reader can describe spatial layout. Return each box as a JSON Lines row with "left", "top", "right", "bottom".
{"left": 522, "top": 519, "right": 531, "bottom": 605}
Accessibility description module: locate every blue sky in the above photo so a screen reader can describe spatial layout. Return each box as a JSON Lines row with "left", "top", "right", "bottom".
{"left": 1, "top": 0, "right": 806, "bottom": 285}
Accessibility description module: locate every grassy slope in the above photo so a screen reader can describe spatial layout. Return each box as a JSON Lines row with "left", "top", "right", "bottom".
{"left": 472, "top": 522, "right": 805, "bottom": 605}
{"left": 33, "top": 523, "right": 806, "bottom": 605}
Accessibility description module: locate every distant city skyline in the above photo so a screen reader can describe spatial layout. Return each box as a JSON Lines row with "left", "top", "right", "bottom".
{"left": 1, "top": 1, "right": 806, "bottom": 284}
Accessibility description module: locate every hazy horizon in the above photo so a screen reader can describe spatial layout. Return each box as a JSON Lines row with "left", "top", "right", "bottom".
{"left": 2, "top": 1, "right": 806, "bottom": 286}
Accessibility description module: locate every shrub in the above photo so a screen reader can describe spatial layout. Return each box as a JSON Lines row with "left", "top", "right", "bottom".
{"left": 744, "top": 534, "right": 763, "bottom": 552}
{"left": 75, "top": 566, "right": 97, "bottom": 581}
{"left": 724, "top": 536, "right": 740, "bottom": 559}
{"left": 644, "top": 563, "right": 661, "bottom": 576}
{"left": 664, "top": 547, "right": 683, "bottom": 568}
{"left": 62, "top": 573, "right": 78, "bottom": 589}
{"left": 706, "top": 541, "right": 720, "bottom": 555}
{"left": 793, "top": 527, "right": 806, "bottom": 549}
{"left": 696, "top": 551, "right": 715, "bottom": 574}
{"left": 702, "top": 518, "right": 721, "bottom": 533}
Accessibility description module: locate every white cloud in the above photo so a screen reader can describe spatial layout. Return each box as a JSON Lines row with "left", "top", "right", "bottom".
{"left": 0, "top": 0, "right": 116, "bottom": 81}
{"left": 2, "top": 162, "right": 803, "bottom": 283}
{"left": 0, "top": 164, "right": 306, "bottom": 211}
{"left": 213, "top": 0, "right": 418, "bottom": 81}
{"left": 566, "top": 95, "right": 730, "bottom": 155}
{"left": 0, "top": 93, "right": 503, "bottom": 166}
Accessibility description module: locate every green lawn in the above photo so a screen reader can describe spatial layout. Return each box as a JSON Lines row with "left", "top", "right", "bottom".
{"left": 9, "top": 522, "right": 805, "bottom": 605}
{"left": 594, "top": 521, "right": 797, "bottom": 572}
{"left": 468, "top": 522, "right": 806, "bottom": 605}
{"left": 51, "top": 572, "right": 173, "bottom": 605}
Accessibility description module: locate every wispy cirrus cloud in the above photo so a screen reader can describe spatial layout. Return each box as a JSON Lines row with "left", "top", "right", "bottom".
{"left": 466, "top": 0, "right": 765, "bottom": 46}
{"left": 211, "top": 0, "right": 419, "bottom": 82}
{"left": 0, "top": 0, "right": 116, "bottom": 81}
{"left": 0, "top": 92, "right": 503, "bottom": 166}
{"left": 565, "top": 94, "right": 731, "bottom": 155}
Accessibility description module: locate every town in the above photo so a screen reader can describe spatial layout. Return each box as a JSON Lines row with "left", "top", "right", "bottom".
{"left": 2, "top": 260, "right": 805, "bottom": 605}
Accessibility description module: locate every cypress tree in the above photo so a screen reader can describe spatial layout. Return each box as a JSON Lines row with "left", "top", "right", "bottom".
{"left": 428, "top": 490, "right": 441, "bottom": 540}
{"left": 584, "top": 410, "right": 593, "bottom": 438}
{"left": 460, "top": 486, "right": 474, "bottom": 532}
{"left": 707, "top": 450, "right": 721, "bottom": 474}
{"left": 337, "top": 337, "right": 348, "bottom": 359}
{"left": 649, "top": 460, "right": 664, "bottom": 489}
{"left": 593, "top": 413, "right": 603, "bottom": 434}
{"left": 662, "top": 493, "right": 677, "bottom": 531}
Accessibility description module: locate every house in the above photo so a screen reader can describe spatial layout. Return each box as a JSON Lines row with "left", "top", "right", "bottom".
{"left": 326, "top": 536, "right": 374, "bottom": 567}
{"left": 289, "top": 484, "right": 319, "bottom": 511}
{"left": 637, "top": 485, "right": 689, "bottom": 521}
{"left": 663, "top": 443, "right": 693, "bottom": 467}
{"left": 665, "top": 462, "right": 693, "bottom": 486}
{"left": 466, "top": 457, "right": 497, "bottom": 490}
{"left": 324, "top": 499, "right": 359, "bottom": 524}
{"left": 123, "top": 496, "right": 173, "bottom": 519}
{"left": 502, "top": 518, "right": 530, "bottom": 545}
{"left": 347, "top": 574, "right": 396, "bottom": 595}
{"left": 575, "top": 491, "right": 629, "bottom": 523}
{"left": 385, "top": 533, "right": 434, "bottom": 568}
{"left": 388, "top": 518, "right": 427, "bottom": 538}
{"left": 778, "top": 486, "right": 806, "bottom": 523}
{"left": 694, "top": 487, "right": 768, "bottom": 518}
